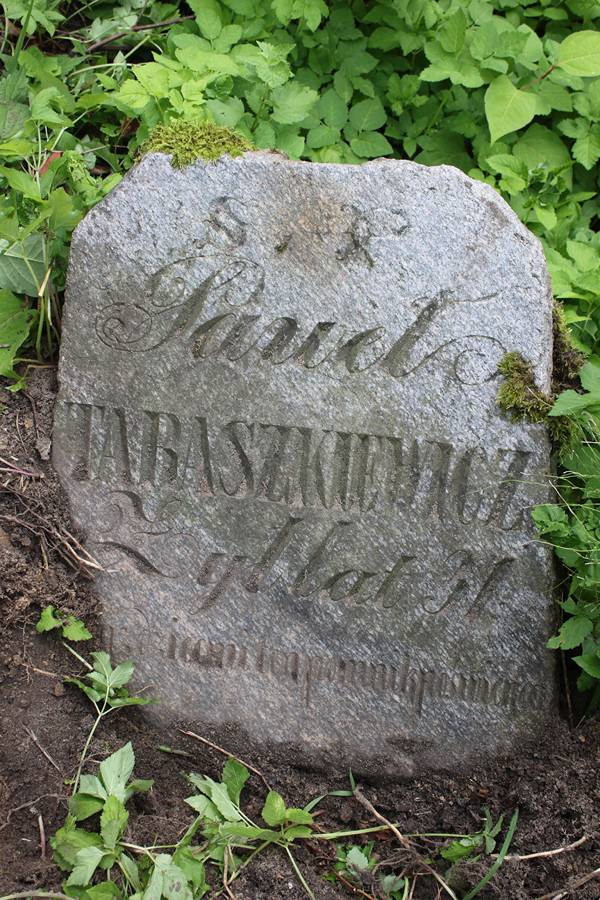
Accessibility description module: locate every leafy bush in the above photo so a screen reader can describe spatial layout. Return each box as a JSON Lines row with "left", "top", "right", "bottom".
{"left": 1, "top": 0, "right": 600, "bottom": 695}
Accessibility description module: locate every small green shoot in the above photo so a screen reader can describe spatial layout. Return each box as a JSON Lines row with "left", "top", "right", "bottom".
{"left": 36, "top": 605, "right": 92, "bottom": 641}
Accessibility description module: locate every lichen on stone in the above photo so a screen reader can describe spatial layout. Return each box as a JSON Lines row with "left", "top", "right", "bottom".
{"left": 140, "top": 120, "right": 254, "bottom": 169}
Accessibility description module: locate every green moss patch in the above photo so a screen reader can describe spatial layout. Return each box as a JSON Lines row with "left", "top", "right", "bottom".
{"left": 497, "top": 303, "right": 584, "bottom": 451}
{"left": 140, "top": 120, "right": 254, "bottom": 169}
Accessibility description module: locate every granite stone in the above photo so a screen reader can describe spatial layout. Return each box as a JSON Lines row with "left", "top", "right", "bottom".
{"left": 53, "top": 151, "right": 556, "bottom": 774}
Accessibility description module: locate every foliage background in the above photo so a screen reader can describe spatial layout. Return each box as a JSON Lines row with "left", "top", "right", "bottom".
{"left": 1, "top": 0, "right": 600, "bottom": 697}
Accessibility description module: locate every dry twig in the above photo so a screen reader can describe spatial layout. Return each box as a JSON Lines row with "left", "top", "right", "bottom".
{"left": 23, "top": 726, "right": 63, "bottom": 774}
{"left": 37, "top": 812, "right": 46, "bottom": 859}
{"left": 497, "top": 834, "right": 588, "bottom": 862}
{"left": 179, "top": 728, "right": 272, "bottom": 791}
{"left": 537, "top": 866, "right": 600, "bottom": 900}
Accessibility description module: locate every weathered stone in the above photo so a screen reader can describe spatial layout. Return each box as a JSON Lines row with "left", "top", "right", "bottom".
{"left": 53, "top": 152, "right": 556, "bottom": 775}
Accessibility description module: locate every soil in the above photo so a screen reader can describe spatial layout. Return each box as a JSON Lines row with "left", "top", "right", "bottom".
{"left": 1, "top": 368, "right": 600, "bottom": 900}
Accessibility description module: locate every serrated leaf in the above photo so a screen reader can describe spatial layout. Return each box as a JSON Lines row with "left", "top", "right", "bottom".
{"left": 558, "top": 31, "right": 600, "bottom": 77}
{"left": 99, "top": 743, "right": 135, "bottom": 801}
{"left": 100, "top": 795, "right": 128, "bottom": 850}
{"left": 51, "top": 820, "right": 103, "bottom": 869}
{"left": 574, "top": 652, "right": 600, "bottom": 679}
{"left": 188, "top": 0, "right": 222, "bottom": 40}
{"left": 550, "top": 389, "right": 600, "bottom": 416}
{"left": 349, "top": 97, "right": 386, "bottom": 132}
{"left": 271, "top": 82, "right": 318, "bottom": 124}
{"left": 69, "top": 792, "right": 105, "bottom": 821}
{"left": 184, "top": 793, "right": 222, "bottom": 822}
{"left": 548, "top": 616, "right": 593, "bottom": 650}
{"left": 0, "top": 233, "right": 45, "bottom": 295}
{"left": 262, "top": 790, "right": 286, "bottom": 826}
{"left": 350, "top": 131, "right": 393, "bottom": 157}
{"left": 36, "top": 605, "right": 62, "bottom": 633}
{"left": 318, "top": 88, "right": 348, "bottom": 128}
{"left": 222, "top": 758, "right": 250, "bottom": 805}
{"left": 66, "top": 846, "right": 107, "bottom": 886}
{"left": 283, "top": 807, "right": 313, "bottom": 825}
{"left": 346, "top": 845, "right": 370, "bottom": 871}
{"left": 485, "top": 75, "right": 537, "bottom": 143}
{"left": 62, "top": 616, "right": 92, "bottom": 642}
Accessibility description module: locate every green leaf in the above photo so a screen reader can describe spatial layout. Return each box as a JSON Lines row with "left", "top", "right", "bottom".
{"left": 172, "top": 847, "right": 207, "bottom": 893}
{"left": 573, "top": 652, "right": 600, "bottom": 679}
{"left": 548, "top": 616, "right": 593, "bottom": 650}
{"left": 550, "top": 389, "right": 600, "bottom": 416}
{"left": 188, "top": 0, "right": 222, "bottom": 40}
{"left": 69, "top": 792, "right": 105, "bottom": 821}
{"left": 66, "top": 846, "right": 107, "bottom": 886}
{"left": 0, "top": 233, "right": 45, "bottom": 295}
{"left": 346, "top": 846, "right": 370, "bottom": 872}
{"left": 271, "top": 82, "right": 318, "bottom": 124}
{"left": 318, "top": 88, "right": 348, "bottom": 128}
{"left": 348, "top": 97, "right": 386, "bottom": 132}
{"left": 350, "top": 131, "right": 393, "bottom": 157}
{"left": 184, "top": 793, "right": 222, "bottom": 822}
{"left": 0, "top": 290, "right": 34, "bottom": 385}
{"left": 101, "top": 795, "right": 128, "bottom": 850}
{"left": 558, "top": 31, "right": 600, "bottom": 77}
{"left": 261, "top": 790, "right": 286, "bottom": 826}
{"left": 36, "top": 605, "right": 62, "bottom": 633}
{"left": 99, "top": 743, "right": 135, "bottom": 801}
{"left": 51, "top": 819, "right": 103, "bottom": 869}
{"left": 207, "top": 781, "right": 241, "bottom": 822}
{"left": 62, "top": 616, "right": 92, "bottom": 642}
{"left": 484, "top": 75, "right": 538, "bottom": 143}
{"left": 222, "top": 758, "right": 250, "bottom": 806}
{"left": 283, "top": 807, "right": 313, "bottom": 825}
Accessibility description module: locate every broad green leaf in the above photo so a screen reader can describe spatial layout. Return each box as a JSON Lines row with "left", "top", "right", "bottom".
{"left": 548, "top": 616, "right": 593, "bottom": 650}
{"left": 271, "top": 82, "right": 318, "bottom": 124}
{"left": 207, "top": 781, "right": 241, "bottom": 822}
{"left": 219, "top": 822, "right": 278, "bottom": 841}
{"left": 574, "top": 652, "right": 600, "bottom": 679}
{"left": 261, "top": 789, "right": 286, "bottom": 826}
{"left": 558, "top": 31, "right": 600, "bottom": 77}
{"left": 0, "top": 290, "right": 34, "bottom": 385}
{"left": 348, "top": 97, "right": 386, "bottom": 132}
{"left": 108, "top": 661, "right": 134, "bottom": 690}
{"left": 100, "top": 795, "right": 128, "bottom": 850}
{"left": 188, "top": 0, "right": 222, "bottom": 40}
{"left": 62, "top": 616, "right": 92, "bottom": 641}
{"left": 172, "top": 847, "right": 207, "bottom": 893}
{"left": 66, "top": 846, "right": 107, "bottom": 886}
{"left": 550, "top": 389, "right": 600, "bottom": 416}
{"left": 317, "top": 88, "right": 348, "bottom": 128}
{"left": 283, "top": 807, "right": 313, "bottom": 825}
{"left": 184, "top": 793, "right": 222, "bottom": 821}
{"left": 222, "top": 758, "right": 250, "bottom": 805}
{"left": 99, "top": 743, "right": 135, "bottom": 800}
{"left": 580, "top": 362, "right": 600, "bottom": 393}
{"left": 36, "top": 605, "right": 62, "bottom": 633}
{"left": 513, "top": 124, "right": 571, "bottom": 171}
{"left": 350, "top": 131, "right": 393, "bottom": 157}
{"left": 51, "top": 819, "right": 103, "bottom": 869}
{"left": 346, "top": 846, "right": 370, "bottom": 871}
{"left": 0, "top": 166, "right": 40, "bottom": 200}
{"left": 69, "top": 792, "right": 105, "bottom": 821}
{"left": 484, "top": 75, "right": 537, "bottom": 143}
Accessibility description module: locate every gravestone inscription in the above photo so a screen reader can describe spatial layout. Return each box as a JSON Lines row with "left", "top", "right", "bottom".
{"left": 53, "top": 151, "right": 555, "bottom": 773}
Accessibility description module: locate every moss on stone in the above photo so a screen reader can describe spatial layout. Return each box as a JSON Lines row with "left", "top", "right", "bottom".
{"left": 551, "top": 300, "right": 586, "bottom": 390}
{"left": 140, "top": 120, "right": 254, "bottom": 169}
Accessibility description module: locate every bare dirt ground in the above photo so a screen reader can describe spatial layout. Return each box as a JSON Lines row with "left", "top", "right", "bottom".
{"left": 1, "top": 369, "right": 599, "bottom": 899}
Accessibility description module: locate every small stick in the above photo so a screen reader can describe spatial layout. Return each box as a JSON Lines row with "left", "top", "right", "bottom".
{"left": 38, "top": 813, "right": 46, "bottom": 858}
{"left": 334, "top": 872, "right": 376, "bottom": 898}
{"left": 0, "top": 457, "right": 40, "bottom": 478}
{"left": 23, "top": 726, "right": 63, "bottom": 774}
{"left": 0, "top": 794, "right": 62, "bottom": 830}
{"left": 179, "top": 728, "right": 271, "bottom": 790}
{"left": 353, "top": 786, "right": 412, "bottom": 850}
{"left": 496, "top": 834, "right": 588, "bottom": 861}
{"left": 87, "top": 14, "right": 194, "bottom": 51}
{"left": 537, "top": 866, "right": 600, "bottom": 900}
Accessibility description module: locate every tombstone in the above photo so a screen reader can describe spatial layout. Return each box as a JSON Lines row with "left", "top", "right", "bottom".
{"left": 53, "top": 151, "right": 555, "bottom": 775}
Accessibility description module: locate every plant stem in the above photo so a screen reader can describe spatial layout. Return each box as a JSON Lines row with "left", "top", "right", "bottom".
{"left": 285, "top": 845, "right": 316, "bottom": 900}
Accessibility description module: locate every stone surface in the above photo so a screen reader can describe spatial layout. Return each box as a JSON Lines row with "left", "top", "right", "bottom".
{"left": 53, "top": 151, "right": 556, "bottom": 774}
